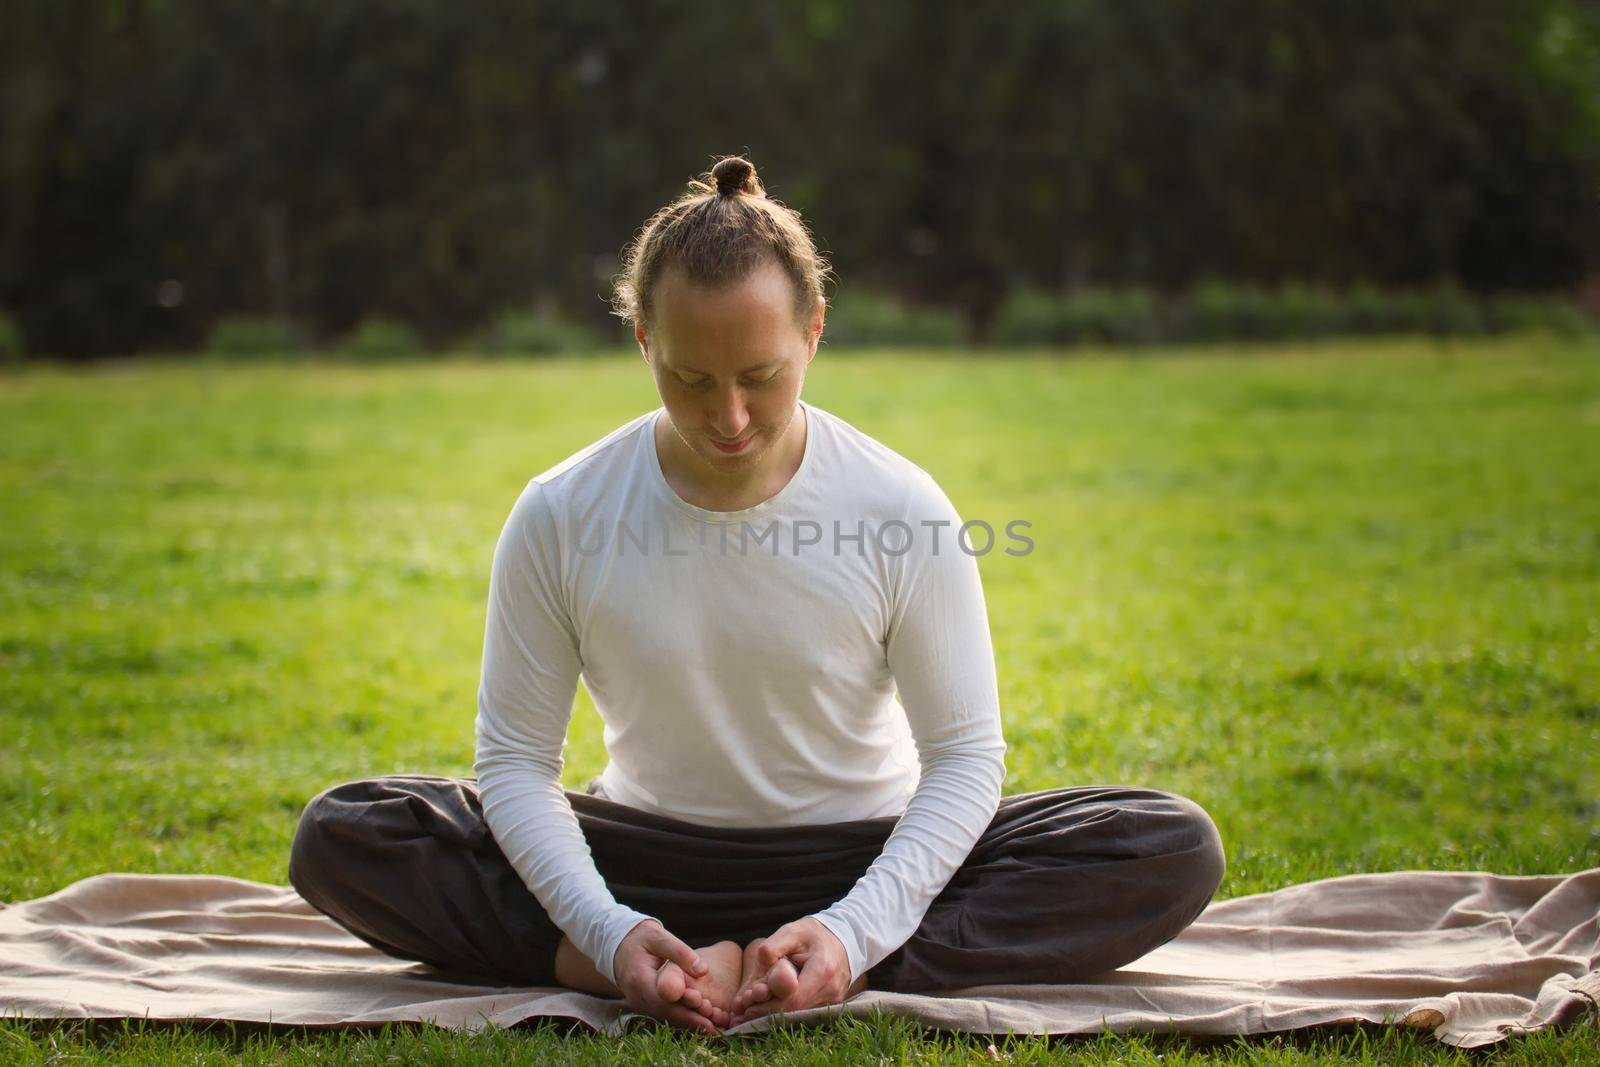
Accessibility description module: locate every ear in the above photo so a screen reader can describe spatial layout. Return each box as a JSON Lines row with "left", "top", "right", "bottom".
{"left": 805, "top": 297, "right": 825, "bottom": 362}
{"left": 635, "top": 322, "right": 650, "bottom": 363}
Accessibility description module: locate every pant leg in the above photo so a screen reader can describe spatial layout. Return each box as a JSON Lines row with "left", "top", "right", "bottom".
{"left": 865, "top": 785, "right": 1225, "bottom": 992}
{"left": 288, "top": 774, "right": 567, "bottom": 984}
{"left": 286, "top": 773, "right": 891, "bottom": 986}
{"left": 289, "top": 775, "right": 1222, "bottom": 992}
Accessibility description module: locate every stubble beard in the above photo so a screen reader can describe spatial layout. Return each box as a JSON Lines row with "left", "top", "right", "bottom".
{"left": 677, "top": 405, "right": 799, "bottom": 478}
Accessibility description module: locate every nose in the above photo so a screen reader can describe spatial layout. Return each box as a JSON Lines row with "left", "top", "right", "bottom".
{"left": 709, "top": 384, "right": 750, "bottom": 441}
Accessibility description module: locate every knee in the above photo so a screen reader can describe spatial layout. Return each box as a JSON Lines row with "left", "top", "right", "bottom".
{"left": 287, "top": 779, "right": 378, "bottom": 900}
{"left": 1163, "top": 793, "right": 1226, "bottom": 911}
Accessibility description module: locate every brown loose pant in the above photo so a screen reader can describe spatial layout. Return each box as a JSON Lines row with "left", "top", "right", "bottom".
{"left": 287, "top": 775, "right": 1224, "bottom": 993}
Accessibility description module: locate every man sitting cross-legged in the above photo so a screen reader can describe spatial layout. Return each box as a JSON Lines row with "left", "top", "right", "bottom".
{"left": 287, "top": 156, "right": 1224, "bottom": 1035}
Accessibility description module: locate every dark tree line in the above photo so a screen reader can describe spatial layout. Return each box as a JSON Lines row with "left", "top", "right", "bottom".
{"left": 2, "top": 0, "right": 1597, "bottom": 357}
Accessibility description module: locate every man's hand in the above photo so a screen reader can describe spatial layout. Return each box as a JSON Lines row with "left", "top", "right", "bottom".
{"left": 727, "top": 917, "right": 859, "bottom": 1027}
{"left": 611, "top": 919, "right": 723, "bottom": 1035}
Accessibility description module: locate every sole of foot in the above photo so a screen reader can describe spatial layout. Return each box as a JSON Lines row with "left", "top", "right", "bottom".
{"left": 659, "top": 941, "right": 743, "bottom": 1028}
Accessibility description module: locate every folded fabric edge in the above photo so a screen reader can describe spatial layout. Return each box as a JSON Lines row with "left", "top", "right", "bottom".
{"left": 703, "top": 989, "right": 1600, "bottom": 1050}
{"left": 0, "top": 1006, "right": 606, "bottom": 1037}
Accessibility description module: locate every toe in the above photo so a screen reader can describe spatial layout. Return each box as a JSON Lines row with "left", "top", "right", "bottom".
{"left": 656, "top": 961, "right": 686, "bottom": 1003}
{"left": 768, "top": 958, "right": 800, "bottom": 1000}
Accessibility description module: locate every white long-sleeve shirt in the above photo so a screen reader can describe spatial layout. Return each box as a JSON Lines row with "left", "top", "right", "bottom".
{"left": 473, "top": 399, "right": 1007, "bottom": 987}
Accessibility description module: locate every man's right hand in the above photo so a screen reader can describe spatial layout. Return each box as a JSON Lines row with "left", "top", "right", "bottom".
{"left": 611, "top": 919, "right": 721, "bottom": 1035}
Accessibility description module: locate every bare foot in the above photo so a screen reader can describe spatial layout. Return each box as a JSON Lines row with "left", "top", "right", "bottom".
{"left": 655, "top": 940, "right": 743, "bottom": 1029}
{"left": 729, "top": 937, "right": 802, "bottom": 1017}
{"left": 729, "top": 937, "right": 871, "bottom": 1024}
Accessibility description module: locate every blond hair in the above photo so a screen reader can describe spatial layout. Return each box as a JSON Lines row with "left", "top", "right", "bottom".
{"left": 610, "top": 155, "right": 831, "bottom": 333}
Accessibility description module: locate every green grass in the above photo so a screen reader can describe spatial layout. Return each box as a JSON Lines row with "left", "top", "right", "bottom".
{"left": 2, "top": 336, "right": 1597, "bottom": 1063}
{"left": 3, "top": 1013, "right": 1598, "bottom": 1065}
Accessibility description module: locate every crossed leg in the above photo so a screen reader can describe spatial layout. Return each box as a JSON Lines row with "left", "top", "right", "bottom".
{"left": 288, "top": 775, "right": 1224, "bottom": 1029}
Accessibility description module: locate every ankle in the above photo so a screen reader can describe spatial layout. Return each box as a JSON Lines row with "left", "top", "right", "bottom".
{"left": 554, "top": 933, "right": 621, "bottom": 997}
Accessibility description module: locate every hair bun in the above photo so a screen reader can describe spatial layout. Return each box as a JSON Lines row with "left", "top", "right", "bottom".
{"left": 711, "top": 156, "right": 762, "bottom": 197}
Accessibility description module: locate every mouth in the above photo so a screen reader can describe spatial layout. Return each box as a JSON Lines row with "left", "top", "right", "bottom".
{"left": 710, "top": 434, "right": 754, "bottom": 454}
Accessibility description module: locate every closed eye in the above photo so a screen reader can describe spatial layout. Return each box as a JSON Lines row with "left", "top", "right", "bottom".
{"left": 677, "top": 373, "right": 779, "bottom": 388}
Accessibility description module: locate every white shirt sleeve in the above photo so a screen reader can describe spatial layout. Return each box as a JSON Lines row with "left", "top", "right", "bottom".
{"left": 811, "top": 473, "right": 1008, "bottom": 982}
{"left": 473, "top": 480, "right": 657, "bottom": 987}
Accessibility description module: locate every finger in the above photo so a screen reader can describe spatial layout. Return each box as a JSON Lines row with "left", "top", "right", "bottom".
{"left": 735, "top": 965, "right": 784, "bottom": 1012}
{"left": 731, "top": 969, "right": 769, "bottom": 1008}
{"left": 756, "top": 926, "right": 806, "bottom": 967}
{"left": 646, "top": 929, "right": 708, "bottom": 977}
{"left": 736, "top": 988, "right": 794, "bottom": 1022}
{"left": 793, "top": 954, "right": 837, "bottom": 1004}
{"left": 734, "top": 978, "right": 769, "bottom": 1011}
{"left": 734, "top": 999, "right": 782, "bottom": 1023}
{"left": 739, "top": 956, "right": 835, "bottom": 1021}
{"left": 659, "top": 1002, "right": 720, "bottom": 1036}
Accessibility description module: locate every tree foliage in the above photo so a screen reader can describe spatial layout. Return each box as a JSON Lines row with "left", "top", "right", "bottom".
{"left": 2, "top": 0, "right": 1597, "bottom": 356}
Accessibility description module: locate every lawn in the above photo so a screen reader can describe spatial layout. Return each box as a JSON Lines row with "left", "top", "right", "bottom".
{"left": 2, "top": 336, "right": 1597, "bottom": 1063}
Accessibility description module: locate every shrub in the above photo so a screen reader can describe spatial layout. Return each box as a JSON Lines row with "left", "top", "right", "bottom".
{"left": 0, "top": 311, "right": 24, "bottom": 365}
{"left": 994, "top": 287, "right": 1161, "bottom": 346}
{"left": 1345, "top": 282, "right": 1409, "bottom": 335}
{"left": 1485, "top": 294, "right": 1595, "bottom": 337}
{"left": 989, "top": 281, "right": 1596, "bottom": 348}
{"left": 1418, "top": 281, "right": 1485, "bottom": 336}
{"left": 1272, "top": 282, "right": 1345, "bottom": 339}
{"left": 206, "top": 316, "right": 304, "bottom": 357}
{"left": 472, "top": 309, "right": 601, "bottom": 356}
{"left": 822, "top": 291, "right": 964, "bottom": 348}
{"left": 1187, "top": 280, "right": 1279, "bottom": 341}
{"left": 338, "top": 317, "right": 425, "bottom": 360}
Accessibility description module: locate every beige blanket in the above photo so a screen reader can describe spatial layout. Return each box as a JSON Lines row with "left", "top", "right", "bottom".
{"left": 2, "top": 868, "right": 1595, "bottom": 1048}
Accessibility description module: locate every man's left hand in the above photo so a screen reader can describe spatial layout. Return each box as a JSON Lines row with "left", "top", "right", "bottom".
{"left": 727, "top": 917, "right": 857, "bottom": 1027}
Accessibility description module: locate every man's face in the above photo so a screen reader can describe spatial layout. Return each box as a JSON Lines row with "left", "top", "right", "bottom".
{"left": 638, "top": 259, "right": 823, "bottom": 479}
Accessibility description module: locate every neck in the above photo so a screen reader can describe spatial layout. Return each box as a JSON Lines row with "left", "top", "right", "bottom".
{"left": 657, "top": 404, "right": 807, "bottom": 512}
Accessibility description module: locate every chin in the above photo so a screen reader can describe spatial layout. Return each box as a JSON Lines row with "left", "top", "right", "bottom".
{"left": 701, "top": 434, "right": 768, "bottom": 466}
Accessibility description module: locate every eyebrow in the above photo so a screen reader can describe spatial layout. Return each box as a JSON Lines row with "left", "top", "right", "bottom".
{"left": 671, "top": 360, "right": 781, "bottom": 376}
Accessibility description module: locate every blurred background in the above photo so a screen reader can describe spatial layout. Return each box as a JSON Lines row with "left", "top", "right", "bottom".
{"left": 1, "top": 0, "right": 1598, "bottom": 361}
{"left": 3, "top": 9, "right": 1598, "bottom": 1062}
